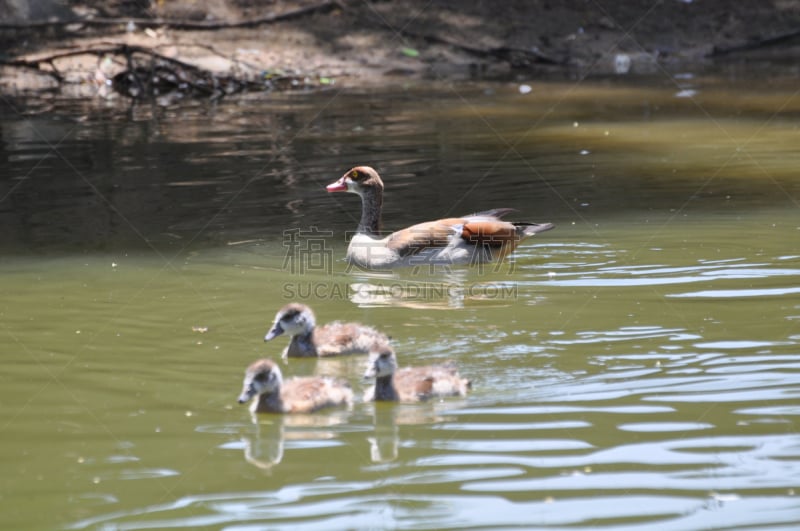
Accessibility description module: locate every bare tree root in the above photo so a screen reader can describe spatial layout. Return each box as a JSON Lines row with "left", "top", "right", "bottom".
{"left": 709, "top": 28, "right": 800, "bottom": 57}
{"left": 0, "top": 1, "right": 342, "bottom": 100}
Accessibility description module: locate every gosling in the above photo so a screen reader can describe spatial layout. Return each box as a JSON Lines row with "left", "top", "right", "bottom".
{"left": 264, "top": 302, "right": 390, "bottom": 358}
{"left": 363, "top": 348, "right": 471, "bottom": 402}
{"left": 237, "top": 359, "right": 353, "bottom": 414}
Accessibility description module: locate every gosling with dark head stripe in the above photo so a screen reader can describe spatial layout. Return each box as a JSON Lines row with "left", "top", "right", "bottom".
{"left": 265, "top": 302, "right": 391, "bottom": 358}
{"left": 238, "top": 359, "right": 353, "bottom": 414}
{"left": 363, "top": 348, "right": 471, "bottom": 402}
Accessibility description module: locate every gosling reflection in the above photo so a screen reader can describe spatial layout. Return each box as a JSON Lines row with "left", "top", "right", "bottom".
{"left": 241, "top": 418, "right": 284, "bottom": 471}
{"left": 367, "top": 405, "right": 399, "bottom": 463}
{"left": 365, "top": 402, "right": 467, "bottom": 463}
{"left": 240, "top": 409, "right": 353, "bottom": 471}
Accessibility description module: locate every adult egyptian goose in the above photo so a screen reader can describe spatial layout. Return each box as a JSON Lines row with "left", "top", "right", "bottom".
{"left": 326, "top": 166, "right": 554, "bottom": 269}
{"left": 237, "top": 358, "right": 353, "bottom": 414}
{"left": 264, "top": 302, "right": 390, "bottom": 358}
{"left": 362, "top": 348, "right": 471, "bottom": 402}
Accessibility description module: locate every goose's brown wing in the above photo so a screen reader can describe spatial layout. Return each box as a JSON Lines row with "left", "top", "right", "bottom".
{"left": 386, "top": 215, "right": 533, "bottom": 258}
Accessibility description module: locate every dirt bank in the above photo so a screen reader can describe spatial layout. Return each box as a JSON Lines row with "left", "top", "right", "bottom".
{"left": 1, "top": 0, "right": 799, "bottom": 100}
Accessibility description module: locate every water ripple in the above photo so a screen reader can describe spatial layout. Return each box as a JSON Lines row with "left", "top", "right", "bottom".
{"left": 546, "top": 326, "right": 700, "bottom": 345}
{"left": 69, "top": 487, "right": 800, "bottom": 531}
{"left": 536, "top": 258, "right": 800, "bottom": 291}
{"left": 669, "top": 286, "right": 800, "bottom": 298}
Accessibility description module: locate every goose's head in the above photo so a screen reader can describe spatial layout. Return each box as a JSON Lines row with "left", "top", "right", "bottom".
{"left": 265, "top": 303, "right": 316, "bottom": 341}
{"left": 238, "top": 359, "right": 283, "bottom": 404}
{"left": 326, "top": 166, "right": 384, "bottom": 197}
{"left": 363, "top": 347, "right": 398, "bottom": 380}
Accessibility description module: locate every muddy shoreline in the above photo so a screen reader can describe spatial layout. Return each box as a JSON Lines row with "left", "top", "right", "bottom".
{"left": 1, "top": 0, "right": 799, "bottom": 101}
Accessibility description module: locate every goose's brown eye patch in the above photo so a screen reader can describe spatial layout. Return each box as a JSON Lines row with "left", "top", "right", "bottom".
{"left": 350, "top": 170, "right": 361, "bottom": 180}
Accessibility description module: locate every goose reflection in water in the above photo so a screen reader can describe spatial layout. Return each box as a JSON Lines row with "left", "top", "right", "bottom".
{"left": 347, "top": 268, "right": 522, "bottom": 310}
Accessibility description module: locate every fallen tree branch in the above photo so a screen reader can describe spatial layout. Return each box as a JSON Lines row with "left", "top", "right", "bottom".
{"left": 8, "top": 44, "right": 206, "bottom": 75}
{"left": 0, "top": 43, "right": 304, "bottom": 100}
{"left": 709, "top": 28, "right": 800, "bottom": 57}
{"left": 0, "top": 58, "right": 64, "bottom": 82}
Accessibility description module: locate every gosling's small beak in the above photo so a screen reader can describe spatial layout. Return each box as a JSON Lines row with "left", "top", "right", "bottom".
{"left": 237, "top": 389, "right": 255, "bottom": 404}
{"left": 362, "top": 364, "right": 377, "bottom": 381}
{"left": 264, "top": 323, "right": 283, "bottom": 341}
{"left": 326, "top": 177, "right": 348, "bottom": 193}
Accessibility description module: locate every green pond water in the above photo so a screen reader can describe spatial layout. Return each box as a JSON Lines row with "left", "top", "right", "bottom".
{"left": 1, "top": 73, "right": 799, "bottom": 530}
